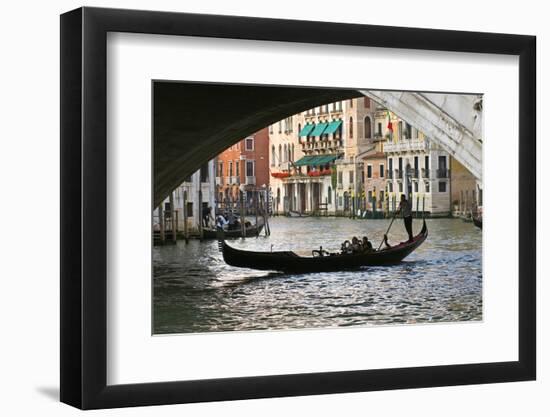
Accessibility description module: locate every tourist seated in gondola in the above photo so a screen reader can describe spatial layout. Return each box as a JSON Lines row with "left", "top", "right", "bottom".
{"left": 351, "top": 236, "right": 362, "bottom": 253}
{"left": 362, "top": 236, "right": 373, "bottom": 252}
{"left": 216, "top": 214, "right": 229, "bottom": 230}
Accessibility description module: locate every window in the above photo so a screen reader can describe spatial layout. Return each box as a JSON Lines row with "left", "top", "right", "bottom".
{"left": 338, "top": 171, "right": 343, "bottom": 185}
{"left": 438, "top": 155, "right": 447, "bottom": 170}
{"left": 361, "top": 171, "right": 365, "bottom": 183}
{"left": 269, "top": 124, "right": 273, "bottom": 134}
{"left": 405, "top": 123, "right": 412, "bottom": 139}
{"left": 414, "top": 156, "right": 419, "bottom": 170}
{"left": 217, "top": 162, "right": 223, "bottom": 176}
{"left": 349, "top": 99, "right": 353, "bottom": 108}
{"left": 291, "top": 144, "right": 295, "bottom": 162}
{"left": 364, "top": 116, "right": 372, "bottom": 138}
{"left": 349, "top": 117, "right": 353, "bottom": 138}
{"left": 246, "top": 160, "right": 255, "bottom": 177}
{"left": 288, "top": 145, "right": 292, "bottom": 162}
{"left": 377, "top": 122, "right": 382, "bottom": 136}
{"left": 398, "top": 157, "right": 403, "bottom": 172}
{"left": 278, "top": 121, "right": 282, "bottom": 133}
{"left": 379, "top": 191, "right": 384, "bottom": 205}
{"left": 389, "top": 158, "right": 393, "bottom": 171}
{"left": 438, "top": 181, "right": 446, "bottom": 192}
{"left": 368, "top": 190, "right": 373, "bottom": 202}
{"left": 349, "top": 171, "right": 354, "bottom": 184}
{"left": 283, "top": 144, "right": 287, "bottom": 162}
{"left": 245, "top": 137, "right": 254, "bottom": 151}
{"left": 278, "top": 145, "right": 282, "bottom": 164}
{"left": 388, "top": 182, "right": 393, "bottom": 192}
{"left": 425, "top": 182, "right": 430, "bottom": 192}
{"left": 364, "top": 97, "right": 370, "bottom": 108}
{"left": 271, "top": 146, "right": 275, "bottom": 166}
{"left": 328, "top": 187, "right": 332, "bottom": 204}
{"left": 379, "top": 164, "right": 384, "bottom": 177}
{"left": 228, "top": 161, "right": 233, "bottom": 177}
{"left": 186, "top": 202, "right": 193, "bottom": 217}
{"left": 414, "top": 181, "right": 418, "bottom": 192}
{"left": 235, "top": 160, "right": 240, "bottom": 177}
{"left": 399, "top": 182, "right": 403, "bottom": 192}
{"left": 367, "top": 165, "right": 372, "bottom": 178}
{"left": 425, "top": 155, "right": 429, "bottom": 169}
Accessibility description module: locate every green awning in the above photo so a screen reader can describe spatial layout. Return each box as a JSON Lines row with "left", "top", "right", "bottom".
{"left": 294, "top": 154, "right": 340, "bottom": 167}
{"left": 316, "top": 154, "right": 340, "bottom": 165}
{"left": 323, "top": 120, "right": 342, "bottom": 135}
{"left": 294, "top": 155, "right": 317, "bottom": 166}
{"left": 298, "top": 123, "right": 315, "bottom": 137}
{"left": 309, "top": 122, "right": 329, "bottom": 136}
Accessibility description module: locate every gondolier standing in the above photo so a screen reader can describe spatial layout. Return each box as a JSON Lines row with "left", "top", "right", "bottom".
{"left": 397, "top": 194, "right": 414, "bottom": 242}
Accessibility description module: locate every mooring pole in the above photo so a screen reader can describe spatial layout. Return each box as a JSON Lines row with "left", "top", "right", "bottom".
{"left": 198, "top": 190, "right": 203, "bottom": 241}
{"left": 169, "top": 192, "right": 177, "bottom": 242}
{"left": 240, "top": 191, "right": 246, "bottom": 238}
{"left": 158, "top": 203, "right": 165, "bottom": 244}
{"left": 183, "top": 190, "right": 189, "bottom": 243}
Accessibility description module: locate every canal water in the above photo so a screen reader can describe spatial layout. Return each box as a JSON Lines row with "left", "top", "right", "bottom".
{"left": 153, "top": 217, "right": 482, "bottom": 334}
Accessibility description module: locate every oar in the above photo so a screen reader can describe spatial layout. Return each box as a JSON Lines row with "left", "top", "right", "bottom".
{"left": 377, "top": 212, "right": 397, "bottom": 251}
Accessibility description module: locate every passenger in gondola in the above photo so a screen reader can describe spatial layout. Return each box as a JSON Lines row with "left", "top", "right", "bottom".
{"left": 216, "top": 214, "right": 229, "bottom": 230}
{"left": 362, "top": 236, "right": 373, "bottom": 252}
{"left": 351, "top": 236, "right": 361, "bottom": 253}
{"left": 397, "top": 194, "right": 414, "bottom": 242}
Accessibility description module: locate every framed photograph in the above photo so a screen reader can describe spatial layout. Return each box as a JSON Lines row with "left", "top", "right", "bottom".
{"left": 60, "top": 6, "right": 536, "bottom": 409}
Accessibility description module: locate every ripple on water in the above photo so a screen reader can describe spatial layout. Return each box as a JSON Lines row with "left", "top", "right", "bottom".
{"left": 153, "top": 217, "right": 482, "bottom": 334}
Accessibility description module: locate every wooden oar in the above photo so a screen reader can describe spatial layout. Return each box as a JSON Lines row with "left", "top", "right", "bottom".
{"left": 377, "top": 212, "right": 397, "bottom": 251}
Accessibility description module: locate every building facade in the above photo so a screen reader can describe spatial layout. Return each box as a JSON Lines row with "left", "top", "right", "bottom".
{"left": 215, "top": 128, "right": 270, "bottom": 210}
{"left": 154, "top": 160, "right": 217, "bottom": 235}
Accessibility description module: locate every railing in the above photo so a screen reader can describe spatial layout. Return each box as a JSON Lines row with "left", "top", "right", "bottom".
{"left": 383, "top": 139, "right": 427, "bottom": 153}
{"left": 394, "top": 169, "right": 404, "bottom": 179}
{"left": 386, "top": 169, "right": 394, "bottom": 179}
{"left": 246, "top": 176, "right": 256, "bottom": 185}
{"left": 436, "top": 168, "right": 449, "bottom": 178}
{"left": 422, "top": 168, "right": 430, "bottom": 178}
{"left": 408, "top": 168, "right": 419, "bottom": 178}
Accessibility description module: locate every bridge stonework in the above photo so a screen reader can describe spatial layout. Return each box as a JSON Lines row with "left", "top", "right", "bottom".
{"left": 360, "top": 90, "right": 482, "bottom": 180}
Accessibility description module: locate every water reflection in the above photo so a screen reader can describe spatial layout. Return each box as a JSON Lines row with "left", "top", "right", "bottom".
{"left": 153, "top": 217, "right": 482, "bottom": 334}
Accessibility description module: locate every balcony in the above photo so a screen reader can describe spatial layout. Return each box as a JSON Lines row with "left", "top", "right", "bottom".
{"left": 215, "top": 176, "right": 222, "bottom": 186}
{"left": 230, "top": 176, "right": 240, "bottom": 185}
{"left": 408, "top": 168, "right": 419, "bottom": 179}
{"left": 394, "top": 169, "right": 404, "bottom": 179}
{"left": 436, "top": 168, "right": 449, "bottom": 178}
{"left": 383, "top": 139, "right": 427, "bottom": 153}
{"left": 386, "top": 169, "right": 394, "bottom": 179}
{"left": 422, "top": 168, "right": 431, "bottom": 179}
{"left": 246, "top": 176, "right": 256, "bottom": 185}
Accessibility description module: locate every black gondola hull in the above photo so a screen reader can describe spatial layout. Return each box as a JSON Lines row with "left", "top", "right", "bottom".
{"left": 220, "top": 221, "right": 428, "bottom": 273}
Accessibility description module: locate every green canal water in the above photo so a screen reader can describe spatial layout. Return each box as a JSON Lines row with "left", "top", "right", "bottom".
{"left": 153, "top": 217, "right": 482, "bottom": 334}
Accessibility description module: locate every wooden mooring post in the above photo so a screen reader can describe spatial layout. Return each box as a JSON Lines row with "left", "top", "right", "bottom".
{"left": 158, "top": 203, "right": 165, "bottom": 244}
{"left": 198, "top": 190, "right": 203, "bottom": 240}
{"left": 240, "top": 191, "right": 246, "bottom": 238}
{"left": 169, "top": 192, "right": 177, "bottom": 243}
{"left": 183, "top": 190, "right": 189, "bottom": 243}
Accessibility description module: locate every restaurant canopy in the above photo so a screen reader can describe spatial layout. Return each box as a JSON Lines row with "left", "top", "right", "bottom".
{"left": 294, "top": 154, "right": 340, "bottom": 166}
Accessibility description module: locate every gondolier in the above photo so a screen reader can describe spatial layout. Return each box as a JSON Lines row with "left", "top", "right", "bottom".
{"left": 397, "top": 194, "right": 414, "bottom": 242}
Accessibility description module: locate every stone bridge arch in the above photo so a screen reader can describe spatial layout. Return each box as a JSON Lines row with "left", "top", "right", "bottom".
{"left": 154, "top": 83, "right": 482, "bottom": 207}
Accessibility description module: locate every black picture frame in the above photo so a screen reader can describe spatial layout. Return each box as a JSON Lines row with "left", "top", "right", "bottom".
{"left": 60, "top": 6, "right": 536, "bottom": 410}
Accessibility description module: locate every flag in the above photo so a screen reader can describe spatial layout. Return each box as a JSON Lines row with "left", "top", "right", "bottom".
{"left": 386, "top": 110, "right": 393, "bottom": 131}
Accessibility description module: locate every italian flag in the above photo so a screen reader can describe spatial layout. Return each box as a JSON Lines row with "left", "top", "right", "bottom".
{"left": 386, "top": 110, "right": 393, "bottom": 131}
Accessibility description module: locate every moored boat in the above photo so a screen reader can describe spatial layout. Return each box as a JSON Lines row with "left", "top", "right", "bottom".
{"left": 203, "top": 219, "right": 264, "bottom": 239}
{"left": 219, "top": 220, "right": 428, "bottom": 273}
{"left": 473, "top": 216, "right": 482, "bottom": 229}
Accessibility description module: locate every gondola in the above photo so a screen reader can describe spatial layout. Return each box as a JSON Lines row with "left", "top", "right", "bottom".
{"left": 203, "top": 219, "right": 264, "bottom": 239}
{"left": 286, "top": 210, "right": 310, "bottom": 218}
{"left": 473, "top": 216, "right": 482, "bottom": 229}
{"left": 219, "top": 219, "right": 428, "bottom": 273}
